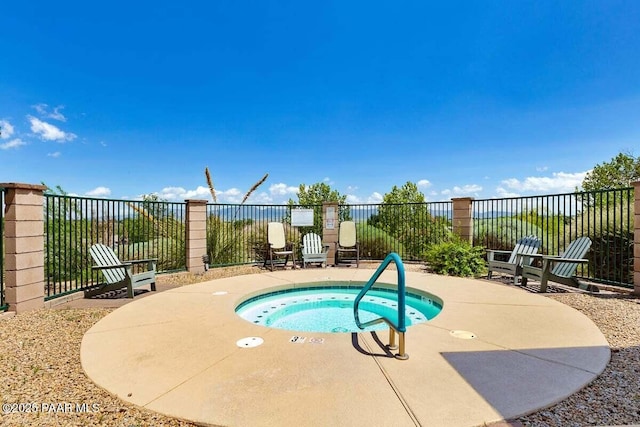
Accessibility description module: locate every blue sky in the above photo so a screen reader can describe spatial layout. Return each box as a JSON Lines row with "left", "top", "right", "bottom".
{"left": 1, "top": 1, "right": 639, "bottom": 204}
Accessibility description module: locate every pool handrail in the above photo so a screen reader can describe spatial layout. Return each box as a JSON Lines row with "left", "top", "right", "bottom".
{"left": 353, "top": 252, "right": 408, "bottom": 359}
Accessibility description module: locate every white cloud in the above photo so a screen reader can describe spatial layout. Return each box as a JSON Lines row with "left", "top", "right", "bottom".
{"left": 494, "top": 187, "right": 520, "bottom": 198}
{"left": 0, "top": 119, "right": 15, "bottom": 139}
{"left": 441, "top": 184, "right": 482, "bottom": 197}
{"left": 502, "top": 171, "right": 589, "bottom": 193}
{"left": 47, "top": 151, "right": 61, "bottom": 158}
{"left": 417, "top": 179, "right": 431, "bottom": 188}
{"left": 345, "top": 194, "right": 361, "bottom": 204}
{"left": 33, "top": 103, "right": 67, "bottom": 122}
{"left": 367, "top": 192, "right": 383, "bottom": 203}
{"left": 85, "top": 186, "right": 111, "bottom": 197}
{"left": 247, "top": 192, "right": 274, "bottom": 204}
{"left": 536, "top": 166, "right": 549, "bottom": 172}
{"left": 269, "top": 183, "right": 298, "bottom": 196}
{"left": 216, "top": 188, "right": 243, "bottom": 203}
{"left": 345, "top": 191, "right": 383, "bottom": 204}
{"left": 157, "top": 186, "right": 211, "bottom": 202}
{"left": 28, "top": 116, "right": 76, "bottom": 142}
{"left": 0, "top": 138, "right": 27, "bottom": 150}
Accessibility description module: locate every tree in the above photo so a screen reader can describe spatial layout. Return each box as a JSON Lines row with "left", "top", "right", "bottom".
{"left": 370, "top": 182, "right": 426, "bottom": 237}
{"left": 287, "top": 182, "right": 350, "bottom": 236}
{"left": 370, "top": 181, "right": 450, "bottom": 258}
{"left": 581, "top": 152, "right": 640, "bottom": 191}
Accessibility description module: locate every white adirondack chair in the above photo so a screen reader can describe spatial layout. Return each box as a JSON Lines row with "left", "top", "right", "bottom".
{"left": 301, "top": 233, "right": 329, "bottom": 268}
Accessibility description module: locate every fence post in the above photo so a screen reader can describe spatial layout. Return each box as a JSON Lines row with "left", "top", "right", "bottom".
{"left": 1, "top": 183, "right": 46, "bottom": 313}
{"left": 185, "top": 199, "right": 207, "bottom": 274}
{"left": 452, "top": 197, "right": 474, "bottom": 244}
{"left": 633, "top": 181, "right": 640, "bottom": 296}
{"left": 323, "top": 202, "right": 339, "bottom": 265}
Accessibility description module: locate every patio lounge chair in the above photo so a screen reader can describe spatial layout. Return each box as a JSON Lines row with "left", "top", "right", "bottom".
{"left": 301, "top": 233, "right": 329, "bottom": 268}
{"left": 487, "top": 235, "right": 541, "bottom": 285}
{"left": 335, "top": 220, "right": 359, "bottom": 267}
{"left": 520, "top": 236, "right": 596, "bottom": 292}
{"left": 86, "top": 243, "right": 157, "bottom": 298}
{"left": 266, "top": 222, "right": 295, "bottom": 271}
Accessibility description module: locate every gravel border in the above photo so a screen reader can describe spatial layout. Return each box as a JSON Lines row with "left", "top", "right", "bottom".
{"left": 1, "top": 267, "right": 639, "bottom": 426}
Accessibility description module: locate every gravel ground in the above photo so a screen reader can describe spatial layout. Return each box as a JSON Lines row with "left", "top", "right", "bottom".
{"left": 1, "top": 266, "right": 639, "bottom": 427}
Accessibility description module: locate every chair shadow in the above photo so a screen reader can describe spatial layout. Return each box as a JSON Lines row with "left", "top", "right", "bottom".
{"left": 84, "top": 287, "right": 150, "bottom": 299}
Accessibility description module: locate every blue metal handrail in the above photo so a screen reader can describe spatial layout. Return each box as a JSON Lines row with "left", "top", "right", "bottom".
{"left": 353, "top": 252, "right": 408, "bottom": 359}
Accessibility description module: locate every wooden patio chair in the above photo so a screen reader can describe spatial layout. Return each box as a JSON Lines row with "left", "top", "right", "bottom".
{"left": 335, "top": 220, "right": 359, "bottom": 267}
{"left": 520, "top": 236, "right": 596, "bottom": 292}
{"left": 301, "top": 233, "right": 329, "bottom": 268}
{"left": 487, "top": 235, "right": 541, "bottom": 285}
{"left": 266, "top": 222, "right": 295, "bottom": 271}
{"left": 86, "top": 243, "right": 157, "bottom": 298}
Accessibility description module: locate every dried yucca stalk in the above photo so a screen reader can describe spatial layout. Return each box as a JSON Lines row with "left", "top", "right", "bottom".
{"left": 205, "top": 167, "right": 217, "bottom": 203}
{"left": 240, "top": 173, "right": 269, "bottom": 205}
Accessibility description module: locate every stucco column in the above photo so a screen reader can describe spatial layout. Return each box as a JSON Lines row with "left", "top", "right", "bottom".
{"left": 452, "top": 197, "right": 474, "bottom": 244}
{"left": 185, "top": 199, "right": 207, "bottom": 274}
{"left": 633, "top": 181, "right": 640, "bottom": 296}
{"left": 1, "top": 183, "right": 46, "bottom": 313}
{"left": 323, "top": 202, "right": 339, "bottom": 265}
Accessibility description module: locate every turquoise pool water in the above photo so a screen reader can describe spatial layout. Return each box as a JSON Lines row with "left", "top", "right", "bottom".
{"left": 235, "top": 283, "right": 442, "bottom": 333}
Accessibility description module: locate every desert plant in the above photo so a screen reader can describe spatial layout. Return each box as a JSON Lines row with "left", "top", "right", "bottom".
{"left": 205, "top": 168, "right": 269, "bottom": 266}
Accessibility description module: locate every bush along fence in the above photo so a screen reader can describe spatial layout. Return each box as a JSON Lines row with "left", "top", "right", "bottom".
{"left": 1, "top": 181, "right": 640, "bottom": 313}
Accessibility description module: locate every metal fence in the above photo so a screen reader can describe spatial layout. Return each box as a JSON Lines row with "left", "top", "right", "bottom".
{"left": 1, "top": 187, "right": 5, "bottom": 310}
{"left": 40, "top": 189, "right": 635, "bottom": 299}
{"left": 473, "top": 188, "right": 634, "bottom": 288}
{"left": 204, "top": 201, "right": 454, "bottom": 266}
{"left": 205, "top": 203, "right": 300, "bottom": 266}
{"left": 345, "top": 202, "right": 453, "bottom": 261}
{"left": 44, "top": 194, "right": 187, "bottom": 299}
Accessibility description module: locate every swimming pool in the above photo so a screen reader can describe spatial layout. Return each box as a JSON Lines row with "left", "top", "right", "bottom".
{"left": 235, "top": 282, "right": 442, "bottom": 333}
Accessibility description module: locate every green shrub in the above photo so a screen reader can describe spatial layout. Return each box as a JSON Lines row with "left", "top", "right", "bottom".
{"left": 424, "top": 239, "right": 486, "bottom": 277}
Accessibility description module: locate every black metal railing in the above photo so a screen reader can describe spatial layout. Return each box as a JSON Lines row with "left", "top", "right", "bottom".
{"left": 473, "top": 188, "right": 634, "bottom": 288}
{"left": 39, "top": 189, "right": 635, "bottom": 298}
{"left": 44, "top": 195, "right": 187, "bottom": 299}
{"left": 345, "top": 202, "right": 453, "bottom": 261}
{"left": 206, "top": 204, "right": 303, "bottom": 266}
{"left": 1, "top": 187, "right": 6, "bottom": 311}
{"left": 204, "top": 201, "right": 454, "bottom": 267}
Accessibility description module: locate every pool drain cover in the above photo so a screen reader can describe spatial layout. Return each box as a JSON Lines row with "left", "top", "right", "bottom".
{"left": 450, "top": 330, "right": 476, "bottom": 339}
{"left": 236, "top": 337, "right": 264, "bottom": 348}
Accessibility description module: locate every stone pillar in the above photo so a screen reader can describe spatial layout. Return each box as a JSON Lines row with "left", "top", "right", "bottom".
{"left": 633, "top": 181, "right": 640, "bottom": 296}
{"left": 452, "top": 197, "right": 474, "bottom": 244}
{"left": 1, "top": 183, "right": 46, "bottom": 313}
{"left": 323, "top": 202, "right": 339, "bottom": 266}
{"left": 185, "top": 199, "right": 207, "bottom": 274}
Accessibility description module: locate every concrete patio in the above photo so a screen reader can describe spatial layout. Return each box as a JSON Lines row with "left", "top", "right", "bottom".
{"left": 80, "top": 269, "right": 610, "bottom": 427}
